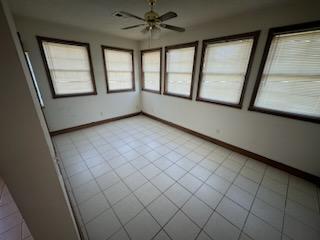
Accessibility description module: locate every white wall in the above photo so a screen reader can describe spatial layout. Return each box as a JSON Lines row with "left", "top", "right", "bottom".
{"left": 15, "top": 17, "right": 142, "bottom": 131}
{"left": 0, "top": 0, "right": 79, "bottom": 239}
{"left": 141, "top": 1, "right": 320, "bottom": 177}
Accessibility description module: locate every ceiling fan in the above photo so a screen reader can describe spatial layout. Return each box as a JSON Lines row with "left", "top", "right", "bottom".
{"left": 113, "top": 0, "right": 185, "bottom": 35}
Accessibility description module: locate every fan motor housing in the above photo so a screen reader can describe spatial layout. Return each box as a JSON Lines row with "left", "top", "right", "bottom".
{"left": 145, "top": 11, "right": 159, "bottom": 22}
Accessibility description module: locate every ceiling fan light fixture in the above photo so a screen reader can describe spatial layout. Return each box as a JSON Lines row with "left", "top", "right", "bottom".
{"left": 150, "top": 25, "right": 161, "bottom": 38}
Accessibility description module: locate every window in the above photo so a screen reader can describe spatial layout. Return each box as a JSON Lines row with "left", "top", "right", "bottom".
{"left": 164, "top": 42, "right": 198, "bottom": 99}
{"left": 141, "top": 48, "right": 162, "bottom": 93}
{"left": 250, "top": 22, "right": 320, "bottom": 123}
{"left": 37, "top": 37, "right": 96, "bottom": 98}
{"left": 197, "top": 32, "right": 259, "bottom": 108}
{"left": 102, "top": 46, "right": 135, "bottom": 93}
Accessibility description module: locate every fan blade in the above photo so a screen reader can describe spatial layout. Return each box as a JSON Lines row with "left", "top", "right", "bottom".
{"left": 160, "top": 23, "right": 185, "bottom": 32}
{"left": 113, "top": 11, "right": 145, "bottom": 21}
{"left": 157, "top": 11, "right": 177, "bottom": 22}
{"left": 122, "top": 24, "right": 145, "bottom": 30}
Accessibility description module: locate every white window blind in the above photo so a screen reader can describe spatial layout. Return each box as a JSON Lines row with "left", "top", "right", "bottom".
{"left": 253, "top": 29, "right": 320, "bottom": 118}
{"left": 142, "top": 50, "right": 161, "bottom": 92}
{"left": 166, "top": 46, "right": 196, "bottom": 96}
{"left": 104, "top": 49, "right": 134, "bottom": 91}
{"left": 42, "top": 41, "right": 94, "bottom": 95}
{"left": 199, "top": 38, "right": 254, "bottom": 104}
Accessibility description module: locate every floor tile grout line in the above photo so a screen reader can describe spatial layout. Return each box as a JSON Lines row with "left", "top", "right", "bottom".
{"left": 98, "top": 126, "right": 199, "bottom": 240}
{"left": 63, "top": 143, "right": 279, "bottom": 201}
{"left": 62, "top": 128, "right": 215, "bottom": 196}
{"left": 101, "top": 139, "right": 211, "bottom": 240}
{"left": 93, "top": 121, "right": 220, "bottom": 240}
{"left": 145, "top": 150, "right": 222, "bottom": 240}
{"left": 181, "top": 160, "right": 231, "bottom": 240}
{"left": 235, "top": 170, "right": 287, "bottom": 197}
{"left": 0, "top": 215, "right": 23, "bottom": 237}
{"left": 237, "top": 164, "right": 268, "bottom": 240}
{"left": 20, "top": 221, "right": 23, "bottom": 240}
{"left": 59, "top": 138, "right": 95, "bottom": 240}
{"left": 235, "top": 176, "right": 319, "bottom": 238}
{"left": 193, "top": 151, "right": 250, "bottom": 240}
{"left": 0, "top": 205, "right": 20, "bottom": 221}
{"left": 152, "top": 148, "right": 234, "bottom": 238}
{"left": 282, "top": 203, "right": 320, "bottom": 233}
{"left": 253, "top": 192, "right": 285, "bottom": 212}
{"left": 281, "top": 174, "right": 290, "bottom": 238}
{"left": 110, "top": 174, "right": 171, "bottom": 240}
{"left": 53, "top": 116, "right": 320, "bottom": 240}
{"left": 60, "top": 134, "right": 120, "bottom": 238}
{"left": 232, "top": 172, "right": 290, "bottom": 213}
{"left": 79, "top": 127, "right": 134, "bottom": 240}
{"left": 58, "top": 121, "right": 241, "bottom": 240}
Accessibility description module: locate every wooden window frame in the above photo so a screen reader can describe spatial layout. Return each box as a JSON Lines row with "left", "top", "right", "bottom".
{"left": 37, "top": 36, "right": 97, "bottom": 98}
{"left": 164, "top": 41, "right": 198, "bottom": 100}
{"left": 101, "top": 45, "right": 135, "bottom": 93}
{"left": 249, "top": 21, "right": 320, "bottom": 124}
{"left": 196, "top": 31, "right": 260, "bottom": 109}
{"left": 141, "top": 48, "right": 162, "bottom": 94}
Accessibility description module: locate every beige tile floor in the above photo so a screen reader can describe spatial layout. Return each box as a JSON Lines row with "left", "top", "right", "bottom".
{"left": 0, "top": 178, "right": 33, "bottom": 240}
{"left": 54, "top": 116, "right": 320, "bottom": 240}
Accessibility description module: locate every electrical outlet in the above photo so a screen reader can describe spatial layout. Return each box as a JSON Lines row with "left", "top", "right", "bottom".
{"left": 216, "top": 129, "right": 220, "bottom": 134}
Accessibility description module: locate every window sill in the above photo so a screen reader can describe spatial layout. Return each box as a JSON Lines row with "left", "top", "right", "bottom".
{"left": 248, "top": 106, "right": 320, "bottom": 124}
{"left": 163, "top": 92, "right": 192, "bottom": 100}
{"left": 196, "top": 97, "right": 242, "bottom": 109}
{"left": 52, "top": 91, "right": 97, "bottom": 98}
{"left": 142, "top": 89, "right": 161, "bottom": 94}
{"left": 107, "top": 89, "right": 135, "bottom": 94}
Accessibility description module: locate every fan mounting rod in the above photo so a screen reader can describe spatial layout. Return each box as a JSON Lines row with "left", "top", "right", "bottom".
{"left": 145, "top": 0, "right": 159, "bottom": 24}
{"left": 148, "top": 0, "right": 157, "bottom": 7}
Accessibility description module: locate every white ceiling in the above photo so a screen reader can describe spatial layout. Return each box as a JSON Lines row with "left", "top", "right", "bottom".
{"left": 9, "top": 0, "right": 290, "bottom": 40}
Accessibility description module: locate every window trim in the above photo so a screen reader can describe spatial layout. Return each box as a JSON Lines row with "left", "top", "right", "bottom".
{"left": 249, "top": 21, "right": 320, "bottom": 124}
{"left": 196, "top": 31, "right": 260, "bottom": 109}
{"left": 164, "top": 41, "right": 198, "bottom": 100}
{"left": 141, "top": 48, "right": 162, "bottom": 94}
{"left": 101, "top": 45, "right": 135, "bottom": 93}
{"left": 37, "top": 36, "right": 97, "bottom": 98}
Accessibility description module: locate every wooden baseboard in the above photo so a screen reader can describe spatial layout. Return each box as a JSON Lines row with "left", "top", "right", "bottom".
{"left": 50, "top": 112, "right": 142, "bottom": 136}
{"left": 141, "top": 111, "right": 319, "bottom": 184}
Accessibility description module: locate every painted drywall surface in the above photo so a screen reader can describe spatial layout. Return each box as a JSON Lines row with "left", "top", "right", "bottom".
{"left": 0, "top": 0, "right": 79, "bottom": 239}
{"left": 141, "top": 2, "right": 320, "bottom": 176}
{"left": 15, "top": 17, "right": 142, "bottom": 131}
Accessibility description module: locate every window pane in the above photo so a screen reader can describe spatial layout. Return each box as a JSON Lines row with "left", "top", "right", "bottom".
{"left": 108, "top": 72, "right": 133, "bottom": 90}
{"left": 199, "top": 38, "right": 254, "bottom": 104}
{"left": 42, "top": 41, "right": 94, "bottom": 95}
{"left": 50, "top": 70, "right": 93, "bottom": 94}
{"left": 167, "top": 73, "right": 192, "bottom": 95}
{"left": 144, "top": 72, "right": 160, "bottom": 90}
{"left": 254, "top": 29, "right": 320, "bottom": 117}
{"left": 166, "top": 46, "right": 196, "bottom": 96}
{"left": 201, "top": 74, "right": 244, "bottom": 103}
{"left": 104, "top": 48, "right": 134, "bottom": 91}
{"left": 142, "top": 50, "right": 161, "bottom": 91}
